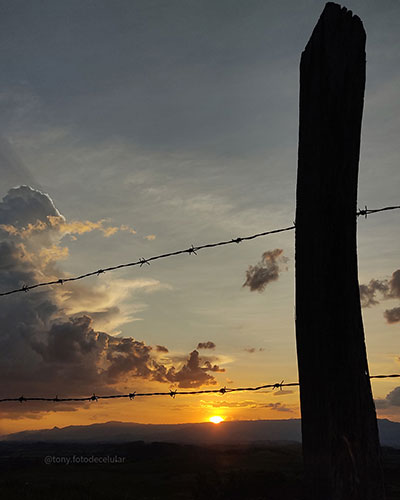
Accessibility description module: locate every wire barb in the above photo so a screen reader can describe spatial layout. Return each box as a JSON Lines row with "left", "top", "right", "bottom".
{"left": 139, "top": 258, "right": 150, "bottom": 267}
{"left": 187, "top": 245, "right": 197, "bottom": 255}
{"left": 357, "top": 205, "right": 368, "bottom": 219}
{"left": 273, "top": 380, "right": 284, "bottom": 391}
{"left": 357, "top": 204, "right": 400, "bottom": 218}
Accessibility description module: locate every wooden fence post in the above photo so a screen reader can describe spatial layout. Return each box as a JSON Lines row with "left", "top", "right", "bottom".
{"left": 295, "top": 3, "right": 385, "bottom": 498}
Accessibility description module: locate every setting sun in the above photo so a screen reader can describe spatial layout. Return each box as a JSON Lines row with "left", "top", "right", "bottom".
{"left": 209, "top": 416, "right": 224, "bottom": 424}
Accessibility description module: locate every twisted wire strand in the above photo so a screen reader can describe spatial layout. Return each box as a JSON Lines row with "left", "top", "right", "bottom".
{"left": 356, "top": 205, "right": 400, "bottom": 218}
{"left": 2, "top": 374, "right": 398, "bottom": 404}
{"left": 0, "top": 225, "right": 295, "bottom": 297}
{"left": 0, "top": 203, "right": 399, "bottom": 298}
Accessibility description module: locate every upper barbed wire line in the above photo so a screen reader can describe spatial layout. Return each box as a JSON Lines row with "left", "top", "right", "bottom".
{"left": 0, "top": 225, "right": 295, "bottom": 297}
{"left": 0, "top": 204, "right": 398, "bottom": 298}
{"left": 1, "top": 374, "right": 399, "bottom": 404}
{"left": 356, "top": 204, "right": 400, "bottom": 218}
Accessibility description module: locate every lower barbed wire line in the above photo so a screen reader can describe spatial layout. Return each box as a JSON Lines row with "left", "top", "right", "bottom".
{"left": 2, "top": 374, "right": 399, "bottom": 404}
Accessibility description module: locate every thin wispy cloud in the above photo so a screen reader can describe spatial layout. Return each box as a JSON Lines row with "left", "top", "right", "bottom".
{"left": 200, "top": 399, "right": 293, "bottom": 412}
{"left": 244, "top": 347, "right": 265, "bottom": 353}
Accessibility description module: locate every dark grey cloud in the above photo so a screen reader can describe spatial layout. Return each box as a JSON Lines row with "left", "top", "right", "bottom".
{"left": 391, "top": 270, "right": 400, "bottom": 298}
{"left": 384, "top": 307, "right": 400, "bottom": 324}
{"left": 155, "top": 345, "right": 169, "bottom": 353}
{"left": 0, "top": 186, "right": 224, "bottom": 416}
{"left": 375, "top": 386, "right": 400, "bottom": 409}
{"left": 244, "top": 347, "right": 265, "bottom": 353}
{"left": 0, "top": 1, "right": 308, "bottom": 154}
{"left": 359, "top": 280, "right": 389, "bottom": 308}
{"left": 243, "top": 249, "right": 288, "bottom": 292}
{"left": 163, "top": 350, "right": 225, "bottom": 389}
{"left": 3, "top": 0, "right": 397, "bottom": 151}
{"left": 272, "top": 389, "right": 294, "bottom": 396}
{"left": 360, "top": 269, "right": 400, "bottom": 323}
{"left": 197, "top": 341, "right": 216, "bottom": 350}
{"left": 262, "top": 402, "right": 293, "bottom": 412}
{"left": 0, "top": 184, "right": 62, "bottom": 228}
{"left": 360, "top": 270, "right": 400, "bottom": 306}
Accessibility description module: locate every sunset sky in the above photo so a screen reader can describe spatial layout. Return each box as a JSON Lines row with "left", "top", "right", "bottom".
{"left": 0, "top": 0, "right": 399, "bottom": 435}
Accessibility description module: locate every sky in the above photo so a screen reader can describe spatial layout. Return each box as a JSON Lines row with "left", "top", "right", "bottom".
{"left": 0, "top": 0, "right": 399, "bottom": 435}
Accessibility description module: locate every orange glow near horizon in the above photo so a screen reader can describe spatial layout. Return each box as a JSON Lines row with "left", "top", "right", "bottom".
{"left": 209, "top": 416, "right": 224, "bottom": 424}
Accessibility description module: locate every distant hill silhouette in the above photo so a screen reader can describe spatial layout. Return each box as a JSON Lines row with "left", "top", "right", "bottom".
{"left": 2, "top": 418, "right": 400, "bottom": 447}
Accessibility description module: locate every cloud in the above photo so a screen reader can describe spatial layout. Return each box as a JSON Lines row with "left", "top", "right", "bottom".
{"left": 120, "top": 224, "right": 137, "bottom": 235}
{"left": 161, "top": 350, "right": 225, "bottom": 389}
{"left": 359, "top": 269, "right": 400, "bottom": 323}
{"left": 375, "top": 386, "right": 400, "bottom": 409}
{"left": 243, "top": 249, "right": 288, "bottom": 292}
{"left": 144, "top": 234, "right": 156, "bottom": 240}
{"left": 384, "top": 307, "right": 400, "bottom": 324}
{"left": 201, "top": 399, "right": 261, "bottom": 408}
{"left": 0, "top": 185, "right": 62, "bottom": 227}
{"left": 263, "top": 402, "right": 293, "bottom": 412}
{"left": 0, "top": 186, "right": 223, "bottom": 416}
{"left": 156, "top": 345, "right": 169, "bottom": 353}
{"left": 58, "top": 278, "right": 166, "bottom": 334}
{"left": 201, "top": 400, "right": 293, "bottom": 412}
{"left": 244, "top": 347, "right": 265, "bottom": 353}
{"left": 272, "top": 389, "right": 294, "bottom": 396}
{"left": 0, "top": 185, "right": 136, "bottom": 242}
{"left": 197, "top": 341, "right": 216, "bottom": 350}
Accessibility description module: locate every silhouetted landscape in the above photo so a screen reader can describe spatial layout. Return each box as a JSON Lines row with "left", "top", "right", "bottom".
{"left": 3, "top": 418, "right": 400, "bottom": 447}
{"left": 1, "top": 440, "right": 400, "bottom": 499}
{"left": 1, "top": 419, "right": 400, "bottom": 499}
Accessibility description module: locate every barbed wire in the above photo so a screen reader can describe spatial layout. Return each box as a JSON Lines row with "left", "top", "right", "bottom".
{"left": 1, "top": 225, "right": 295, "bottom": 297}
{"left": 0, "top": 204, "right": 398, "bottom": 298}
{"left": 1, "top": 374, "right": 399, "bottom": 404}
{"left": 356, "top": 205, "right": 400, "bottom": 218}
